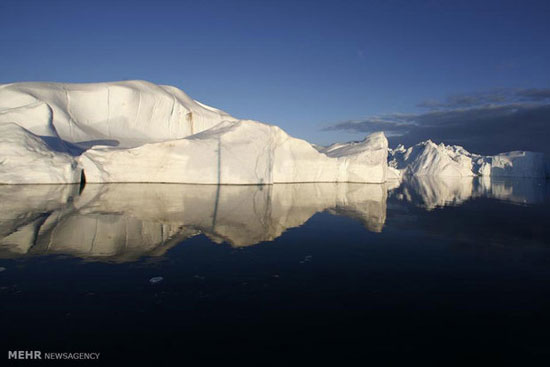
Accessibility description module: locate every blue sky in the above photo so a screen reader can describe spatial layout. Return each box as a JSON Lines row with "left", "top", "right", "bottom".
{"left": 1, "top": 0, "right": 549, "bottom": 153}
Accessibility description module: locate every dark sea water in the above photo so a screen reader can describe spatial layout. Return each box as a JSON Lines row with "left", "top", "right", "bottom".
{"left": 1, "top": 177, "right": 549, "bottom": 365}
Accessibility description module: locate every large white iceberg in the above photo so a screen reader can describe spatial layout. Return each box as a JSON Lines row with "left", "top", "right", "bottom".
{"left": 0, "top": 81, "right": 388, "bottom": 184}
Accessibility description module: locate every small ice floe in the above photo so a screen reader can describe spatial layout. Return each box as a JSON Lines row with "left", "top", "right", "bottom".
{"left": 300, "top": 255, "right": 313, "bottom": 264}
{"left": 149, "top": 276, "right": 164, "bottom": 284}
{"left": 0, "top": 267, "right": 6, "bottom": 272}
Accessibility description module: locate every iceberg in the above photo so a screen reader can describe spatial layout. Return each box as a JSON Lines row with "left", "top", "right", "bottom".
{"left": 1, "top": 80, "right": 545, "bottom": 183}
{"left": 0, "top": 81, "right": 388, "bottom": 184}
{"left": 478, "top": 151, "right": 546, "bottom": 178}
{"left": 389, "top": 140, "right": 546, "bottom": 178}
{"left": 80, "top": 121, "right": 388, "bottom": 184}
{"left": 389, "top": 141, "right": 477, "bottom": 178}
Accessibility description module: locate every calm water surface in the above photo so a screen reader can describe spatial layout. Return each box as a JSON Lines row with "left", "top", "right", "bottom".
{"left": 1, "top": 177, "right": 549, "bottom": 365}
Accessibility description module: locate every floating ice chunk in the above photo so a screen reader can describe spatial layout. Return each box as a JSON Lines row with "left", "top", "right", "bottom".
{"left": 149, "top": 276, "right": 163, "bottom": 284}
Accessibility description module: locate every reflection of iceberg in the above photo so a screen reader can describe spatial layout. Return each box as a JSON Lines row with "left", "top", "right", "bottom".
{"left": 391, "top": 175, "right": 547, "bottom": 209}
{"left": 0, "top": 183, "right": 387, "bottom": 261}
{"left": 476, "top": 176, "right": 548, "bottom": 205}
{"left": 390, "top": 176, "right": 474, "bottom": 210}
{"left": 0, "top": 185, "right": 80, "bottom": 255}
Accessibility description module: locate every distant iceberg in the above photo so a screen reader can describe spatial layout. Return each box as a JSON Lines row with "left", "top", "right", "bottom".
{"left": 389, "top": 140, "right": 546, "bottom": 179}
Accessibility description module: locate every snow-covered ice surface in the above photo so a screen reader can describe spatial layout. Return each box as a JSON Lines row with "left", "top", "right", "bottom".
{"left": 0, "top": 80, "right": 235, "bottom": 149}
{"left": 0, "top": 81, "right": 387, "bottom": 184}
{"left": 389, "top": 140, "right": 547, "bottom": 178}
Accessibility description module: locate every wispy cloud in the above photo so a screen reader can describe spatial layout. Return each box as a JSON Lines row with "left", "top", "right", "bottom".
{"left": 416, "top": 88, "right": 550, "bottom": 109}
{"left": 324, "top": 115, "right": 416, "bottom": 135}
{"left": 516, "top": 88, "right": 550, "bottom": 101}
{"left": 324, "top": 89, "right": 550, "bottom": 155}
